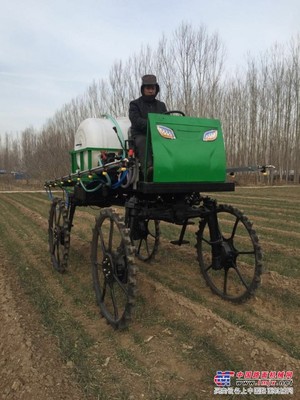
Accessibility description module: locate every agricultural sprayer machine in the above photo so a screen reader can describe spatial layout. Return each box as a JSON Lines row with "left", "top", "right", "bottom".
{"left": 45, "top": 111, "right": 271, "bottom": 329}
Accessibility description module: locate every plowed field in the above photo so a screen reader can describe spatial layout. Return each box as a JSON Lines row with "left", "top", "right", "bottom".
{"left": 0, "top": 186, "right": 299, "bottom": 399}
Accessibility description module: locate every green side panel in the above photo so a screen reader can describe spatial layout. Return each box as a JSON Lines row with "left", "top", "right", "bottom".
{"left": 70, "top": 151, "right": 77, "bottom": 173}
{"left": 69, "top": 147, "right": 121, "bottom": 173}
{"left": 147, "top": 114, "right": 226, "bottom": 183}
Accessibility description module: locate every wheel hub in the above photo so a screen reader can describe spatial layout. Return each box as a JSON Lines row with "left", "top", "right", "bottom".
{"left": 102, "top": 255, "right": 114, "bottom": 283}
{"left": 221, "top": 240, "right": 237, "bottom": 268}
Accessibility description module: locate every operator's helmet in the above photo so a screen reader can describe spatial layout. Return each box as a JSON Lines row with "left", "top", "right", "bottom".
{"left": 141, "top": 74, "right": 160, "bottom": 95}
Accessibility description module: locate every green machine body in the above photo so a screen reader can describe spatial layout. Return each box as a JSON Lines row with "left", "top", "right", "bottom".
{"left": 145, "top": 113, "right": 227, "bottom": 183}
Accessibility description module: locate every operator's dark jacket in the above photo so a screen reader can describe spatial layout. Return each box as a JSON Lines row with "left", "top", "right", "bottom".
{"left": 129, "top": 96, "right": 167, "bottom": 136}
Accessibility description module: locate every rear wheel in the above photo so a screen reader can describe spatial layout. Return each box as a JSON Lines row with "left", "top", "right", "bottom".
{"left": 91, "top": 208, "right": 137, "bottom": 329}
{"left": 125, "top": 212, "right": 160, "bottom": 262}
{"left": 196, "top": 204, "right": 262, "bottom": 303}
{"left": 48, "top": 198, "right": 70, "bottom": 273}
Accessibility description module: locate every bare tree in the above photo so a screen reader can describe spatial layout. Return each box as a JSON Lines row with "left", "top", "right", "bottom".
{"left": 1, "top": 23, "right": 299, "bottom": 185}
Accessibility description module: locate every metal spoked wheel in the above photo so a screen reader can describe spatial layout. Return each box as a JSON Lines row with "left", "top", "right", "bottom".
{"left": 91, "top": 208, "right": 137, "bottom": 329}
{"left": 48, "top": 198, "right": 70, "bottom": 273}
{"left": 196, "top": 204, "right": 262, "bottom": 303}
{"left": 130, "top": 218, "right": 160, "bottom": 262}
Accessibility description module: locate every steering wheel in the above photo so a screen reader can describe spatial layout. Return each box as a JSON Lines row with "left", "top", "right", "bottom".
{"left": 163, "top": 110, "right": 185, "bottom": 116}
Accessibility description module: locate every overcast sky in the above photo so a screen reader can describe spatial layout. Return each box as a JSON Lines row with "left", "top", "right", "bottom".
{"left": 0, "top": 0, "right": 299, "bottom": 136}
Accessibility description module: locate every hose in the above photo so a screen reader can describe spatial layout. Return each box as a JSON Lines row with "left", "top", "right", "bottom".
{"left": 105, "top": 115, "right": 126, "bottom": 158}
{"left": 121, "top": 165, "right": 137, "bottom": 188}
{"left": 111, "top": 170, "right": 128, "bottom": 189}
{"left": 79, "top": 172, "right": 111, "bottom": 193}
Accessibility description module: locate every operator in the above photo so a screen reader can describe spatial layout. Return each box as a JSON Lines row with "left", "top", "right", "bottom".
{"left": 129, "top": 74, "right": 167, "bottom": 177}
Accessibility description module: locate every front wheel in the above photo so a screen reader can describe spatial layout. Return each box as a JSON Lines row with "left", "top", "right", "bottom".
{"left": 196, "top": 204, "right": 262, "bottom": 303}
{"left": 91, "top": 208, "right": 137, "bottom": 329}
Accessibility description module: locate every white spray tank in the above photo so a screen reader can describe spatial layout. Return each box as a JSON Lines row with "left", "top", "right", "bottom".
{"left": 74, "top": 116, "right": 131, "bottom": 170}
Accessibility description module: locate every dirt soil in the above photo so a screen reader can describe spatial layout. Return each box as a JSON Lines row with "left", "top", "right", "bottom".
{"left": 0, "top": 248, "right": 85, "bottom": 400}
{"left": 0, "top": 189, "right": 299, "bottom": 399}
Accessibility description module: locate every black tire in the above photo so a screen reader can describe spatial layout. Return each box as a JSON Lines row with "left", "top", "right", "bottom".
{"left": 196, "top": 204, "right": 262, "bottom": 303}
{"left": 91, "top": 208, "right": 137, "bottom": 329}
{"left": 48, "top": 198, "right": 70, "bottom": 273}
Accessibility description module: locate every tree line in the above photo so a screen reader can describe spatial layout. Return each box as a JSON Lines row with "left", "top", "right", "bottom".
{"left": 1, "top": 23, "right": 299, "bottom": 183}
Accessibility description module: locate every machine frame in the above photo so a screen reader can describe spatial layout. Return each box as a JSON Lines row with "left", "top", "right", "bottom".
{"left": 45, "top": 112, "right": 265, "bottom": 329}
